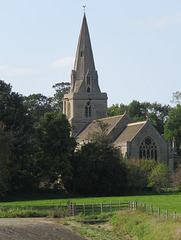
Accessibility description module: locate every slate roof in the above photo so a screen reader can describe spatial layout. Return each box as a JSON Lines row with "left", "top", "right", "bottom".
{"left": 114, "top": 121, "right": 146, "bottom": 143}
{"left": 76, "top": 115, "right": 125, "bottom": 142}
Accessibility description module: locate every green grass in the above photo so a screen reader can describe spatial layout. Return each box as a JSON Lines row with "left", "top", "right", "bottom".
{"left": 60, "top": 210, "right": 181, "bottom": 240}
{"left": 0, "top": 192, "right": 181, "bottom": 218}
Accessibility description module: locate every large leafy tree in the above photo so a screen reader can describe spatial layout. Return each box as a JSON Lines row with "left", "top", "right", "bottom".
{"left": 34, "top": 112, "right": 76, "bottom": 189}
{"left": 70, "top": 121, "right": 128, "bottom": 195}
{"left": 0, "top": 80, "right": 33, "bottom": 190}
{"left": 108, "top": 100, "right": 170, "bottom": 134}
{"left": 0, "top": 122, "right": 13, "bottom": 197}
{"left": 23, "top": 93, "right": 53, "bottom": 125}
{"left": 164, "top": 104, "right": 181, "bottom": 154}
{"left": 171, "top": 91, "right": 181, "bottom": 105}
{"left": 52, "top": 82, "right": 70, "bottom": 113}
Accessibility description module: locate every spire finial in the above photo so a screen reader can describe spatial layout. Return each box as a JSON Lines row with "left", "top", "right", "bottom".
{"left": 82, "top": 5, "right": 86, "bottom": 12}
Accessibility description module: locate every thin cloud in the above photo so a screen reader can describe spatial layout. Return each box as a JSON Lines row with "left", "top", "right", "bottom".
{"left": 153, "top": 18, "right": 168, "bottom": 29}
{"left": 174, "top": 16, "right": 181, "bottom": 25}
{"left": 50, "top": 57, "right": 74, "bottom": 69}
{"left": 133, "top": 15, "right": 181, "bottom": 29}
{"left": 0, "top": 65, "right": 40, "bottom": 77}
{"left": 133, "top": 17, "right": 169, "bottom": 29}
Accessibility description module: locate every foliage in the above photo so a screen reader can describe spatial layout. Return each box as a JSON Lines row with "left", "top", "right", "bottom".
{"left": 148, "top": 163, "right": 170, "bottom": 192}
{"left": 127, "top": 159, "right": 156, "bottom": 191}
{"left": 71, "top": 121, "right": 128, "bottom": 195}
{"left": 164, "top": 104, "right": 181, "bottom": 154}
{"left": 171, "top": 91, "right": 181, "bottom": 105}
{"left": 108, "top": 100, "right": 170, "bottom": 134}
{"left": 52, "top": 82, "right": 70, "bottom": 113}
{"left": 0, "top": 80, "right": 34, "bottom": 192}
{"left": 172, "top": 164, "right": 181, "bottom": 188}
{"left": 34, "top": 112, "right": 76, "bottom": 189}
{"left": 0, "top": 122, "right": 13, "bottom": 197}
{"left": 23, "top": 93, "right": 53, "bottom": 124}
{"left": 107, "top": 103, "right": 125, "bottom": 117}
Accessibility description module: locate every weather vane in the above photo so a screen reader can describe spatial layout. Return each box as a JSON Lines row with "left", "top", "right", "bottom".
{"left": 82, "top": 5, "right": 86, "bottom": 12}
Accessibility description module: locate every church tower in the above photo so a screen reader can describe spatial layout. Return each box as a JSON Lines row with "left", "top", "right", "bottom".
{"left": 63, "top": 13, "right": 107, "bottom": 136}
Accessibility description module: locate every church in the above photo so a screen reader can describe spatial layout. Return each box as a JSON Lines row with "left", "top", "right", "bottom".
{"left": 63, "top": 13, "right": 174, "bottom": 169}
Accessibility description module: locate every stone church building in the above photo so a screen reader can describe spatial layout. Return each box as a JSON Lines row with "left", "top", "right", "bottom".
{"left": 63, "top": 13, "right": 174, "bottom": 169}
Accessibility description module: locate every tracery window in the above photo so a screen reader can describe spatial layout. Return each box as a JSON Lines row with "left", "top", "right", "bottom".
{"left": 85, "top": 102, "right": 91, "bottom": 117}
{"left": 139, "top": 137, "right": 157, "bottom": 161}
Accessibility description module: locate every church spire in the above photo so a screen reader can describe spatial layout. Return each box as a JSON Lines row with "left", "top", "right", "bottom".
{"left": 74, "top": 13, "right": 96, "bottom": 76}
{"left": 70, "top": 13, "right": 100, "bottom": 93}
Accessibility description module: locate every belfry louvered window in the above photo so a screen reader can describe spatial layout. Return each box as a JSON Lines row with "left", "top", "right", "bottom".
{"left": 87, "top": 75, "right": 90, "bottom": 85}
{"left": 85, "top": 102, "right": 91, "bottom": 117}
{"left": 139, "top": 137, "right": 157, "bottom": 161}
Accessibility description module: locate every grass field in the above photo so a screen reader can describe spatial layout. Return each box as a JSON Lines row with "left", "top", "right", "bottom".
{"left": 0, "top": 192, "right": 181, "bottom": 218}
{"left": 63, "top": 210, "right": 181, "bottom": 240}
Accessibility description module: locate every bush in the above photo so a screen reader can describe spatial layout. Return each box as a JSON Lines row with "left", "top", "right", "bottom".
{"left": 172, "top": 164, "right": 181, "bottom": 188}
{"left": 148, "top": 163, "right": 170, "bottom": 192}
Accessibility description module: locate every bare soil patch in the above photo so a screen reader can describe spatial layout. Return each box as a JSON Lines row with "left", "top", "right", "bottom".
{"left": 0, "top": 218, "right": 87, "bottom": 240}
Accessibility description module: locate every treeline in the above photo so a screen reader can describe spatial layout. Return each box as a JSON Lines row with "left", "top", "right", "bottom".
{"left": 0, "top": 80, "right": 181, "bottom": 197}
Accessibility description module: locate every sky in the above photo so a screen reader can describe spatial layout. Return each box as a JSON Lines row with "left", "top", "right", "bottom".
{"left": 0, "top": 0, "right": 181, "bottom": 107}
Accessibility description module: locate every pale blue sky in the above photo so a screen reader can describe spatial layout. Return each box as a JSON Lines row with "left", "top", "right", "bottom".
{"left": 0, "top": 0, "right": 181, "bottom": 107}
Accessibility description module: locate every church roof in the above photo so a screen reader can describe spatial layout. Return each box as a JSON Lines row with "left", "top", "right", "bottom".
{"left": 114, "top": 121, "right": 146, "bottom": 143}
{"left": 76, "top": 115, "right": 125, "bottom": 142}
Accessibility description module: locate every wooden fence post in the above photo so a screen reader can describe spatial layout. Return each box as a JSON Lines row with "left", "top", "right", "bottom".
{"left": 139, "top": 203, "right": 142, "bottom": 210}
{"left": 173, "top": 211, "right": 176, "bottom": 220}
{"left": 67, "top": 201, "right": 70, "bottom": 212}
{"left": 83, "top": 203, "right": 85, "bottom": 215}
{"left": 166, "top": 209, "right": 168, "bottom": 219}
{"left": 110, "top": 202, "right": 112, "bottom": 212}
{"left": 92, "top": 203, "right": 94, "bottom": 213}
{"left": 73, "top": 204, "right": 76, "bottom": 216}
{"left": 135, "top": 201, "right": 137, "bottom": 210}
{"left": 101, "top": 203, "right": 103, "bottom": 213}
{"left": 70, "top": 202, "right": 73, "bottom": 215}
{"left": 158, "top": 208, "right": 160, "bottom": 218}
{"left": 119, "top": 201, "right": 121, "bottom": 211}
{"left": 129, "top": 201, "right": 130, "bottom": 209}
{"left": 143, "top": 203, "right": 146, "bottom": 212}
{"left": 151, "top": 205, "right": 153, "bottom": 215}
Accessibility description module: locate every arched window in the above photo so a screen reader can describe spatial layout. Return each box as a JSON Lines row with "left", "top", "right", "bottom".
{"left": 85, "top": 102, "right": 91, "bottom": 117}
{"left": 139, "top": 137, "right": 157, "bottom": 161}
{"left": 87, "top": 87, "right": 90, "bottom": 93}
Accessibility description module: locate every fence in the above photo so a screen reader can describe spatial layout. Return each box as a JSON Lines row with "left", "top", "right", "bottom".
{"left": 137, "top": 202, "right": 180, "bottom": 220}
{"left": 68, "top": 201, "right": 136, "bottom": 216}
{"left": 68, "top": 200, "right": 180, "bottom": 220}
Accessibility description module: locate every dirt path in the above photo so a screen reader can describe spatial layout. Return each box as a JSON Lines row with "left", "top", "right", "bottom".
{"left": 0, "top": 218, "right": 88, "bottom": 240}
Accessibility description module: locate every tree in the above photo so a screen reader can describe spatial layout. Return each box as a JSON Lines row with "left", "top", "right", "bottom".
{"left": 164, "top": 104, "right": 181, "bottom": 154}
{"left": 34, "top": 112, "right": 76, "bottom": 189}
{"left": 70, "top": 121, "right": 128, "bottom": 195}
{"left": 148, "top": 163, "right": 170, "bottom": 192}
{"left": 0, "top": 122, "right": 13, "bottom": 197}
{"left": 172, "top": 164, "right": 181, "bottom": 189}
{"left": 171, "top": 91, "right": 181, "bottom": 105}
{"left": 108, "top": 100, "right": 170, "bottom": 134}
{"left": 52, "top": 82, "right": 70, "bottom": 113}
{"left": 127, "top": 159, "right": 156, "bottom": 191}
{"left": 23, "top": 93, "right": 53, "bottom": 125}
{"left": 107, "top": 103, "right": 126, "bottom": 117}
{"left": 127, "top": 100, "right": 146, "bottom": 121}
{"left": 0, "top": 80, "right": 34, "bottom": 190}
